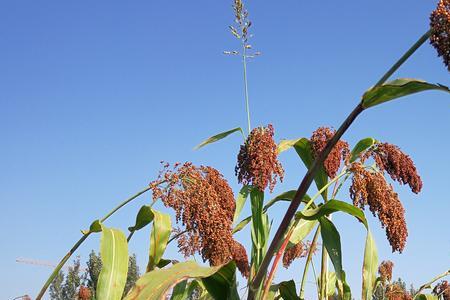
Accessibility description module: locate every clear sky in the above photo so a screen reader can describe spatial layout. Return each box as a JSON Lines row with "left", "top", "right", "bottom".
{"left": 1, "top": 1, "right": 449, "bottom": 299}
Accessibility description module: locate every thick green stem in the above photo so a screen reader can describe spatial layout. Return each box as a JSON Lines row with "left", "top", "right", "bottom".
{"left": 320, "top": 236, "right": 328, "bottom": 300}
{"left": 299, "top": 227, "right": 320, "bottom": 299}
{"left": 36, "top": 185, "right": 152, "bottom": 300}
{"left": 248, "top": 29, "right": 430, "bottom": 299}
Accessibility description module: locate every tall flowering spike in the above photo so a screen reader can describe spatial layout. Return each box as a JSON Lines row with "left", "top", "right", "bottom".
{"left": 433, "top": 280, "right": 450, "bottom": 300}
{"left": 282, "top": 241, "right": 311, "bottom": 268}
{"left": 235, "top": 124, "right": 284, "bottom": 192}
{"left": 369, "top": 143, "right": 423, "bottom": 194}
{"left": 350, "top": 163, "right": 408, "bottom": 253}
{"left": 430, "top": 0, "right": 450, "bottom": 71}
{"left": 378, "top": 260, "right": 394, "bottom": 282}
{"left": 310, "top": 127, "right": 350, "bottom": 178}
{"left": 149, "top": 162, "right": 249, "bottom": 276}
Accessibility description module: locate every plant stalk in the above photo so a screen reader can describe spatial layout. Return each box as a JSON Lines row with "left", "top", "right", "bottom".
{"left": 413, "top": 269, "right": 450, "bottom": 298}
{"left": 299, "top": 227, "right": 320, "bottom": 299}
{"left": 242, "top": 43, "right": 251, "bottom": 134}
{"left": 36, "top": 185, "right": 152, "bottom": 300}
{"left": 247, "top": 29, "right": 430, "bottom": 299}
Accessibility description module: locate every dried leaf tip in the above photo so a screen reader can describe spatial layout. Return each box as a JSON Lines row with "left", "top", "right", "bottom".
{"left": 236, "top": 124, "right": 284, "bottom": 192}
{"left": 430, "top": 0, "right": 450, "bottom": 71}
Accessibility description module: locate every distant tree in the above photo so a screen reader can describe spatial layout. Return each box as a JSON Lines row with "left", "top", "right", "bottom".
{"left": 61, "top": 257, "right": 81, "bottom": 300}
{"left": 49, "top": 270, "right": 64, "bottom": 300}
{"left": 123, "top": 253, "right": 140, "bottom": 297}
{"left": 84, "top": 250, "right": 102, "bottom": 296}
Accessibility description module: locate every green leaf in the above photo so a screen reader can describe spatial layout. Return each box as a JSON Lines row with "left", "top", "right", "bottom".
{"left": 97, "top": 226, "right": 129, "bottom": 300}
{"left": 362, "top": 230, "right": 378, "bottom": 300}
{"left": 361, "top": 78, "right": 450, "bottom": 108}
{"left": 250, "top": 189, "right": 267, "bottom": 275}
{"left": 81, "top": 219, "right": 103, "bottom": 234}
{"left": 202, "top": 262, "right": 239, "bottom": 300}
{"left": 124, "top": 261, "right": 224, "bottom": 300}
{"left": 350, "top": 137, "right": 377, "bottom": 163}
{"left": 156, "top": 258, "right": 172, "bottom": 269}
{"left": 287, "top": 219, "right": 318, "bottom": 250}
{"left": 416, "top": 294, "right": 439, "bottom": 300}
{"left": 233, "top": 185, "right": 252, "bottom": 224}
{"left": 298, "top": 199, "right": 368, "bottom": 229}
{"left": 277, "top": 138, "right": 303, "bottom": 154}
{"left": 170, "top": 280, "right": 187, "bottom": 300}
{"left": 147, "top": 209, "right": 172, "bottom": 271}
{"left": 128, "top": 205, "right": 154, "bottom": 232}
{"left": 194, "top": 127, "right": 244, "bottom": 149}
{"left": 232, "top": 191, "right": 313, "bottom": 234}
{"left": 278, "top": 280, "right": 300, "bottom": 300}
{"left": 318, "top": 272, "right": 337, "bottom": 297}
{"left": 319, "top": 217, "right": 351, "bottom": 300}
{"left": 293, "top": 138, "right": 328, "bottom": 200}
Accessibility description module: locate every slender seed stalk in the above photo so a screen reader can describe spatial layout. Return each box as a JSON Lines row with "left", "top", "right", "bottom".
{"left": 320, "top": 245, "right": 328, "bottom": 300}
{"left": 299, "top": 227, "right": 320, "bottom": 299}
{"left": 36, "top": 185, "right": 152, "bottom": 300}
{"left": 413, "top": 269, "right": 450, "bottom": 298}
{"left": 242, "top": 43, "right": 251, "bottom": 134}
{"left": 248, "top": 30, "right": 431, "bottom": 299}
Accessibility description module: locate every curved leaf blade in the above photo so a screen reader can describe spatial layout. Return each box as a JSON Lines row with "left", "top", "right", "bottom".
{"left": 287, "top": 219, "right": 318, "bottom": 250}
{"left": 97, "top": 226, "right": 129, "bottom": 300}
{"left": 147, "top": 209, "right": 172, "bottom": 271}
{"left": 350, "top": 137, "right": 377, "bottom": 163}
{"left": 298, "top": 199, "right": 368, "bottom": 229}
{"left": 279, "top": 280, "right": 300, "bottom": 300}
{"left": 362, "top": 230, "right": 378, "bottom": 300}
{"left": 124, "top": 261, "right": 224, "bottom": 300}
{"left": 362, "top": 78, "right": 450, "bottom": 108}
{"left": 277, "top": 138, "right": 303, "bottom": 154}
{"left": 128, "top": 205, "right": 154, "bottom": 232}
{"left": 233, "top": 185, "right": 252, "bottom": 224}
{"left": 202, "top": 262, "right": 239, "bottom": 300}
{"left": 195, "top": 127, "right": 244, "bottom": 150}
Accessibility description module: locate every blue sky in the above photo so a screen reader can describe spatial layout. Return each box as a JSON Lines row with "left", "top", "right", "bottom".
{"left": 1, "top": 0, "right": 449, "bottom": 299}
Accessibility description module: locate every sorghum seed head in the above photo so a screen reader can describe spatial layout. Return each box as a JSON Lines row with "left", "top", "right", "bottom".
{"left": 231, "top": 241, "right": 250, "bottom": 278}
{"left": 236, "top": 124, "right": 284, "bottom": 192}
{"left": 433, "top": 280, "right": 450, "bottom": 300}
{"left": 282, "top": 241, "right": 313, "bottom": 268}
{"left": 310, "top": 127, "right": 350, "bottom": 178}
{"left": 386, "top": 284, "right": 413, "bottom": 300}
{"left": 78, "top": 286, "right": 91, "bottom": 300}
{"left": 349, "top": 163, "right": 408, "bottom": 252}
{"left": 369, "top": 143, "right": 422, "bottom": 194}
{"left": 150, "top": 162, "right": 249, "bottom": 276}
{"left": 430, "top": 0, "right": 450, "bottom": 71}
{"left": 378, "top": 260, "right": 394, "bottom": 282}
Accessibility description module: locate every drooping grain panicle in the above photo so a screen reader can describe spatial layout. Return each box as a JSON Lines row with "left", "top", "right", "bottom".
{"left": 149, "top": 162, "right": 250, "bottom": 277}
{"left": 368, "top": 143, "right": 422, "bottom": 194}
{"left": 433, "top": 280, "right": 450, "bottom": 300}
{"left": 236, "top": 124, "right": 284, "bottom": 192}
{"left": 349, "top": 163, "right": 408, "bottom": 253}
{"left": 386, "top": 283, "right": 413, "bottom": 300}
{"left": 430, "top": 0, "right": 450, "bottom": 71}
{"left": 310, "top": 127, "right": 350, "bottom": 178}
{"left": 378, "top": 260, "right": 394, "bottom": 282}
{"left": 282, "top": 241, "right": 313, "bottom": 268}
{"left": 78, "top": 286, "right": 91, "bottom": 300}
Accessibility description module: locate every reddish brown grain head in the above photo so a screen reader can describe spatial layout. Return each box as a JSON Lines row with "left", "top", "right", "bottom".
{"left": 231, "top": 241, "right": 250, "bottom": 278}
{"left": 378, "top": 260, "right": 394, "bottom": 282}
{"left": 78, "top": 286, "right": 91, "bottom": 300}
{"left": 236, "top": 124, "right": 284, "bottom": 192}
{"left": 433, "top": 280, "right": 450, "bottom": 300}
{"left": 150, "top": 162, "right": 249, "bottom": 276}
{"left": 350, "top": 163, "right": 408, "bottom": 252}
{"left": 369, "top": 143, "right": 422, "bottom": 194}
{"left": 430, "top": 0, "right": 450, "bottom": 71}
{"left": 310, "top": 127, "right": 350, "bottom": 178}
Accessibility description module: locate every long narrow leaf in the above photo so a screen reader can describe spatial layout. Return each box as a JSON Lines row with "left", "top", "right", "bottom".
{"left": 362, "top": 230, "right": 378, "bottom": 300}
{"left": 195, "top": 127, "right": 244, "bottom": 149}
{"left": 233, "top": 185, "right": 252, "bottom": 224}
{"left": 298, "top": 199, "right": 368, "bottom": 228}
{"left": 124, "top": 261, "right": 224, "bottom": 300}
{"left": 147, "top": 209, "right": 171, "bottom": 271}
{"left": 97, "top": 226, "right": 129, "bottom": 300}
{"left": 361, "top": 78, "right": 450, "bottom": 108}
{"left": 287, "top": 219, "right": 318, "bottom": 250}
{"left": 350, "top": 137, "right": 377, "bottom": 163}
{"left": 202, "top": 262, "right": 239, "bottom": 300}
{"left": 128, "top": 205, "right": 154, "bottom": 232}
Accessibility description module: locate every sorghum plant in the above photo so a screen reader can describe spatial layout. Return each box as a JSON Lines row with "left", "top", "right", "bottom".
{"left": 35, "top": 1, "right": 450, "bottom": 300}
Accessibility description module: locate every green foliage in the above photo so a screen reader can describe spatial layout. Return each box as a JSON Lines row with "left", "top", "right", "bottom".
{"left": 362, "top": 231, "right": 378, "bottom": 300}
{"left": 195, "top": 127, "right": 244, "bottom": 149}
{"left": 147, "top": 209, "right": 171, "bottom": 272}
{"left": 85, "top": 250, "right": 102, "bottom": 296}
{"left": 49, "top": 270, "right": 64, "bottom": 300}
{"left": 124, "top": 254, "right": 140, "bottom": 297}
{"left": 62, "top": 258, "right": 81, "bottom": 300}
